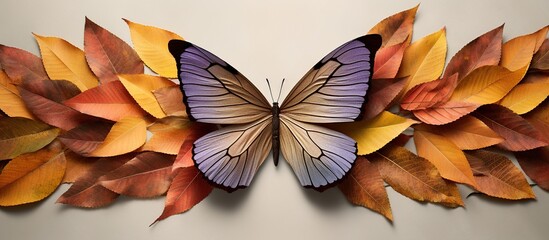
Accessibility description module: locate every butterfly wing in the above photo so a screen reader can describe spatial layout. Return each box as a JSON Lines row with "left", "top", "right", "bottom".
{"left": 279, "top": 35, "right": 381, "bottom": 188}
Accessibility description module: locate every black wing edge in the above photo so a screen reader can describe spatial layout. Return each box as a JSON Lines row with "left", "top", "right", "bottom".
{"left": 168, "top": 39, "right": 198, "bottom": 122}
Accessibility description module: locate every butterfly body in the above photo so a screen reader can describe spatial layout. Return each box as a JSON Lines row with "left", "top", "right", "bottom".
{"left": 271, "top": 102, "right": 280, "bottom": 166}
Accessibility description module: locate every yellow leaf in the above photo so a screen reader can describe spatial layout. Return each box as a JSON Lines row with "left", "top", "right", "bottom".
{"left": 450, "top": 65, "right": 528, "bottom": 105}
{"left": 368, "top": 4, "right": 418, "bottom": 47}
{"left": 0, "top": 142, "right": 66, "bottom": 206}
{"left": 142, "top": 117, "right": 194, "bottom": 155}
{"left": 89, "top": 117, "right": 147, "bottom": 157}
{"left": 0, "top": 70, "right": 33, "bottom": 119}
{"left": 499, "top": 80, "right": 549, "bottom": 115}
{"left": 500, "top": 27, "right": 547, "bottom": 71}
{"left": 397, "top": 28, "right": 447, "bottom": 95}
{"left": 125, "top": 19, "right": 183, "bottom": 78}
{"left": 34, "top": 34, "right": 99, "bottom": 91}
{"left": 118, "top": 74, "right": 176, "bottom": 118}
{"left": 0, "top": 117, "right": 59, "bottom": 160}
{"left": 331, "top": 111, "right": 417, "bottom": 155}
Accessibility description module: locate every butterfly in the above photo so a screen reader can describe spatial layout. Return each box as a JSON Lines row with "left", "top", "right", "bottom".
{"left": 168, "top": 34, "right": 381, "bottom": 190}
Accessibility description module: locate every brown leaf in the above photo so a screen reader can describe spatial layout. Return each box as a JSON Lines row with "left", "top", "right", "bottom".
{"left": 57, "top": 154, "right": 134, "bottom": 208}
{"left": 153, "top": 86, "right": 186, "bottom": 117}
{"left": 143, "top": 117, "right": 214, "bottom": 155}
{"left": 0, "top": 44, "right": 48, "bottom": 84}
{"left": 401, "top": 74, "right": 458, "bottom": 111}
{"left": 524, "top": 100, "right": 548, "bottom": 136}
{"left": 0, "top": 142, "right": 66, "bottom": 206}
{"left": 63, "top": 151, "right": 98, "bottom": 183}
{"left": 0, "top": 70, "right": 34, "bottom": 119}
{"left": 154, "top": 166, "right": 213, "bottom": 223}
{"left": 63, "top": 80, "right": 148, "bottom": 121}
{"left": 474, "top": 104, "right": 548, "bottom": 151}
{"left": 531, "top": 38, "right": 549, "bottom": 71}
{"left": 368, "top": 4, "right": 418, "bottom": 47}
{"left": 369, "top": 145, "right": 463, "bottom": 207}
{"left": 373, "top": 41, "right": 408, "bottom": 79}
{"left": 100, "top": 152, "right": 175, "bottom": 198}
{"left": 515, "top": 147, "right": 549, "bottom": 191}
{"left": 500, "top": 27, "right": 546, "bottom": 71}
{"left": 84, "top": 18, "right": 144, "bottom": 83}
{"left": 443, "top": 25, "right": 503, "bottom": 81}
{"left": 466, "top": 150, "right": 535, "bottom": 200}
{"left": 19, "top": 79, "right": 95, "bottom": 130}
{"left": 338, "top": 156, "right": 392, "bottom": 221}
{"left": 58, "top": 121, "right": 114, "bottom": 156}
{"left": 362, "top": 77, "right": 408, "bottom": 120}
{"left": 413, "top": 101, "right": 480, "bottom": 125}
{"left": 0, "top": 117, "right": 59, "bottom": 160}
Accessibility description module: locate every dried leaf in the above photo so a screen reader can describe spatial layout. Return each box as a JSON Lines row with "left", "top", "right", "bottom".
{"left": 338, "top": 156, "right": 392, "bottom": 221}
{"left": 474, "top": 104, "right": 548, "bottom": 151}
{"left": 515, "top": 147, "right": 549, "bottom": 191}
{"left": 89, "top": 117, "right": 147, "bottom": 157}
{"left": 0, "top": 44, "right": 48, "bottom": 84}
{"left": 154, "top": 166, "right": 213, "bottom": 223}
{"left": 63, "top": 151, "right": 98, "bottom": 183}
{"left": 531, "top": 38, "right": 549, "bottom": 71}
{"left": 466, "top": 150, "right": 535, "bottom": 200}
{"left": 34, "top": 34, "right": 98, "bottom": 91}
{"left": 414, "top": 130, "right": 477, "bottom": 187}
{"left": 58, "top": 121, "right": 113, "bottom": 156}
{"left": 368, "top": 4, "right": 418, "bottom": 47}
{"left": 331, "top": 111, "right": 417, "bottom": 155}
{"left": 401, "top": 74, "right": 458, "bottom": 111}
{"left": 173, "top": 139, "right": 195, "bottom": 169}
{"left": 125, "top": 19, "right": 183, "bottom": 78}
{"left": 64, "top": 80, "right": 148, "bottom": 121}
{"left": 413, "top": 101, "right": 480, "bottom": 125}
{"left": 362, "top": 77, "right": 407, "bottom": 120}
{"left": 84, "top": 18, "right": 144, "bottom": 83}
{"left": 500, "top": 27, "right": 547, "bottom": 71}
{"left": 0, "top": 142, "right": 66, "bottom": 206}
{"left": 0, "top": 70, "right": 33, "bottom": 119}
{"left": 0, "top": 117, "right": 59, "bottom": 160}
{"left": 118, "top": 74, "right": 176, "bottom": 118}
{"left": 499, "top": 79, "right": 549, "bottom": 115}
{"left": 369, "top": 146, "right": 463, "bottom": 207}
{"left": 524, "top": 100, "right": 548, "bottom": 136}
{"left": 443, "top": 25, "right": 503, "bottom": 81}
{"left": 373, "top": 41, "right": 408, "bottom": 79}
{"left": 142, "top": 117, "right": 214, "bottom": 155}
{"left": 153, "top": 85, "right": 186, "bottom": 117}
{"left": 101, "top": 152, "right": 175, "bottom": 198}
{"left": 397, "top": 28, "right": 447, "bottom": 96}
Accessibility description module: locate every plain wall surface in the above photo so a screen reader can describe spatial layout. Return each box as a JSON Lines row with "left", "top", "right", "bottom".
{"left": 1, "top": 0, "right": 548, "bottom": 239}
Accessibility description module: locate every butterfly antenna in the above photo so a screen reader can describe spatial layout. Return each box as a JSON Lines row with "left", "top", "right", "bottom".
{"left": 277, "top": 78, "right": 285, "bottom": 103}
{"left": 266, "top": 78, "right": 275, "bottom": 103}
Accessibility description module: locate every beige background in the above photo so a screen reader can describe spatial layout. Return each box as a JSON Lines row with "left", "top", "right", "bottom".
{"left": 1, "top": 0, "right": 548, "bottom": 239}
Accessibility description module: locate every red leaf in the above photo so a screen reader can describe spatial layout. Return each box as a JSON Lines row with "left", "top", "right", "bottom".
{"left": 515, "top": 147, "right": 549, "bottom": 191}
{"left": 0, "top": 44, "right": 48, "bottom": 84}
{"left": 100, "top": 152, "right": 175, "bottom": 198}
{"left": 84, "top": 18, "right": 144, "bottom": 84}
{"left": 58, "top": 121, "right": 114, "bottom": 155}
{"left": 373, "top": 41, "right": 408, "bottom": 79}
{"left": 474, "top": 104, "right": 548, "bottom": 151}
{"left": 413, "top": 101, "right": 480, "bottom": 125}
{"left": 401, "top": 74, "right": 458, "bottom": 111}
{"left": 362, "top": 77, "right": 408, "bottom": 120}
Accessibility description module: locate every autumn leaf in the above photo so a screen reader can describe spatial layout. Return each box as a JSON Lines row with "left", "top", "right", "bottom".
{"left": 524, "top": 100, "right": 548, "bottom": 136}
{"left": 369, "top": 145, "right": 463, "bottom": 207}
{"left": 443, "top": 25, "right": 503, "bottom": 81}
{"left": 331, "top": 111, "right": 417, "bottom": 155}
{"left": 58, "top": 121, "right": 113, "bottom": 156}
{"left": 0, "top": 70, "right": 33, "bottom": 119}
{"left": 173, "top": 139, "right": 195, "bottom": 169}
{"left": 34, "top": 34, "right": 98, "bottom": 91}
{"left": 531, "top": 39, "right": 549, "bottom": 71}
{"left": 142, "top": 117, "right": 214, "bottom": 155}
{"left": 397, "top": 28, "right": 447, "bottom": 96}
{"left": 368, "top": 4, "right": 418, "bottom": 47}
{"left": 84, "top": 18, "right": 144, "bottom": 83}
{"left": 0, "top": 142, "right": 66, "bottom": 206}
{"left": 63, "top": 151, "right": 97, "bottom": 183}
{"left": 0, "top": 117, "right": 59, "bottom": 160}
{"left": 465, "top": 150, "right": 535, "bottom": 200}
{"left": 401, "top": 74, "right": 457, "bottom": 111}
{"left": 414, "top": 130, "right": 477, "bottom": 187}
{"left": 100, "top": 152, "right": 175, "bottom": 198}
{"left": 154, "top": 166, "right": 213, "bottom": 224}
{"left": 118, "top": 74, "right": 176, "bottom": 118}
{"left": 515, "top": 147, "right": 549, "bottom": 191}
{"left": 0, "top": 44, "right": 48, "bottom": 84}
{"left": 373, "top": 41, "right": 408, "bottom": 79}
{"left": 57, "top": 154, "right": 134, "bottom": 208}
{"left": 362, "top": 77, "right": 407, "bottom": 120}
{"left": 153, "top": 85, "right": 186, "bottom": 117}
{"left": 63, "top": 80, "right": 149, "bottom": 121}
{"left": 500, "top": 27, "right": 547, "bottom": 71}
{"left": 474, "top": 104, "right": 547, "bottom": 151}
{"left": 498, "top": 79, "right": 549, "bottom": 115}
{"left": 413, "top": 101, "right": 480, "bottom": 125}
{"left": 89, "top": 117, "right": 147, "bottom": 157}
{"left": 124, "top": 19, "right": 183, "bottom": 78}
{"left": 338, "top": 156, "right": 392, "bottom": 221}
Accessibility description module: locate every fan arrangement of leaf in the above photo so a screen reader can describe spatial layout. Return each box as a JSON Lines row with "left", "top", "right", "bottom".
{"left": 0, "top": 5, "right": 547, "bottom": 223}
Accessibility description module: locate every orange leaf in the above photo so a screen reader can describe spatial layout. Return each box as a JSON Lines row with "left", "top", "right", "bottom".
{"left": 474, "top": 104, "right": 548, "bottom": 151}
{"left": 173, "top": 139, "right": 195, "bottom": 169}
{"left": 498, "top": 79, "right": 549, "bottom": 115}
{"left": 0, "top": 70, "right": 33, "bottom": 119}
{"left": 34, "top": 34, "right": 99, "bottom": 91}
{"left": 414, "top": 130, "right": 477, "bottom": 187}
{"left": 373, "top": 41, "right": 408, "bottom": 79}
{"left": 531, "top": 38, "right": 549, "bottom": 71}
{"left": 63, "top": 80, "right": 148, "bottom": 121}
{"left": 362, "top": 77, "right": 407, "bottom": 120}
{"left": 154, "top": 166, "right": 213, "bottom": 224}
{"left": 0, "top": 117, "right": 59, "bottom": 160}
{"left": 443, "top": 25, "right": 503, "bottom": 81}
{"left": 466, "top": 150, "right": 535, "bottom": 200}
{"left": 143, "top": 117, "right": 214, "bottom": 155}
{"left": 118, "top": 74, "right": 176, "bottom": 118}
{"left": 338, "top": 156, "right": 392, "bottom": 221}
{"left": 0, "top": 142, "right": 66, "bottom": 206}
{"left": 58, "top": 121, "right": 113, "bottom": 156}
{"left": 84, "top": 18, "right": 144, "bottom": 83}
{"left": 515, "top": 147, "right": 549, "bottom": 191}
{"left": 153, "top": 85, "right": 187, "bottom": 117}
{"left": 500, "top": 27, "right": 547, "bottom": 71}
{"left": 125, "top": 19, "right": 183, "bottom": 78}
{"left": 89, "top": 117, "right": 147, "bottom": 157}
{"left": 0, "top": 44, "right": 48, "bottom": 84}
{"left": 368, "top": 4, "right": 418, "bottom": 47}
{"left": 63, "top": 151, "right": 98, "bottom": 183}
{"left": 413, "top": 101, "right": 479, "bottom": 125}
{"left": 401, "top": 74, "right": 457, "bottom": 110}
{"left": 369, "top": 145, "right": 463, "bottom": 207}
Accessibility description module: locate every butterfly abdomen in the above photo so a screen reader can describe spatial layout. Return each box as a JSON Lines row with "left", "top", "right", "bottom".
{"left": 272, "top": 102, "right": 280, "bottom": 166}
